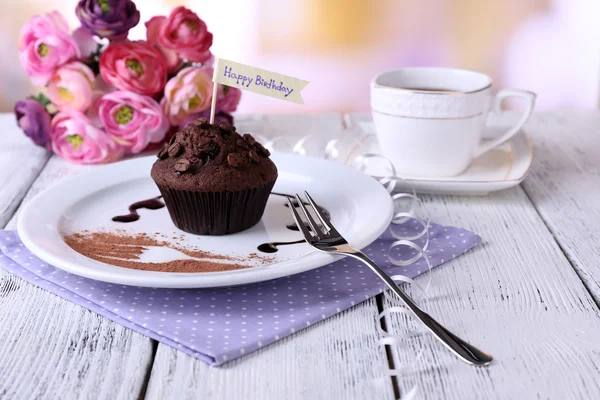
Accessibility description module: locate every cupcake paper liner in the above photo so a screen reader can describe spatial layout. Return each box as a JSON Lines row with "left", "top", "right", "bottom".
{"left": 157, "top": 181, "right": 276, "bottom": 235}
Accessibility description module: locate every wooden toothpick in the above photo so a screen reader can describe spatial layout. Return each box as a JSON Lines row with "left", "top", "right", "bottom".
{"left": 209, "top": 82, "right": 218, "bottom": 125}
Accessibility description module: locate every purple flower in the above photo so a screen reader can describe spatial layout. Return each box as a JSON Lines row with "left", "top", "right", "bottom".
{"left": 178, "top": 110, "right": 234, "bottom": 130}
{"left": 14, "top": 99, "right": 53, "bottom": 150}
{"left": 76, "top": 0, "right": 140, "bottom": 40}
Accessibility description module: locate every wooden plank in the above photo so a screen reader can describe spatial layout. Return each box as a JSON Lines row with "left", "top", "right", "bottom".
{"left": 0, "top": 155, "right": 155, "bottom": 400}
{"left": 346, "top": 113, "right": 600, "bottom": 400}
{"left": 521, "top": 112, "right": 600, "bottom": 302}
{"left": 0, "top": 114, "right": 51, "bottom": 228}
{"left": 145, "top": 114, "right": 395, "bottom": 400}
{"left": 146, "top": 298, "right": 392, "bottom": 400}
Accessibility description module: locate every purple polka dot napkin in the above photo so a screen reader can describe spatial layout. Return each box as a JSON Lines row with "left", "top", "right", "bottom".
{"left": 0, "top": 222, "right": 480, "bottom": 366}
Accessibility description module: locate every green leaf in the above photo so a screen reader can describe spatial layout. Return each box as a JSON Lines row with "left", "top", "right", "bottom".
{"left": 28, "top": 93, "right": 52, "bottom": 107}
{"left": 83, "top": 42, "right": 105, "bottom": 76}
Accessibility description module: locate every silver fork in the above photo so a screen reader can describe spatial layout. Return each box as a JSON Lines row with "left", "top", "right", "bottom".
{"left": 288, "top": 191, "right": 493, "bottom": 366}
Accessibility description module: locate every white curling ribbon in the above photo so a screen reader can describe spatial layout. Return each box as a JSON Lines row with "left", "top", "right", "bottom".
{"left": 378, "top": 334, "right": 426, "bottom": 375}
{"left": 389, "top": 215, "right": 430, "bottom": 243}
{"left": 292, "top": 134, "right": 324, "bottom": 157}
{"left": 264, "top": 136, "right": 294, "bottom": 153}
{"left": 350, "top": 152, "right": 395, "bottom": 174}
{"left": 388, "top": 239, "right": 433, "bottom": 294}
{"left": 378, "top": 337, "right": 423, "bottom": 374}
{"left": 347, "top": 144, "right": 434, "bottom": 302}
{"left": 388, "top": 274, "right": 428, "bottom": 297}
{"left": 379, "top": 174, "right": 418, "bottom": 196}
{"left": 324, "top": 138, "right": 343, "bottom": 161}
{"left": 400, "top": 386, "right": 420, "bottom": 400}
{"left": 324, "top": 135, "right": 372, "bottom": 162}
{"left": 387, "top": 237, "right": 431, "bottom": 267}
{"left": 350, "top": 152, "right": 420, "bottom": 197}
{"left": 292, "top": 135, "right": 312, "bottom": 155}
{"left": 384, "top": 259, "right": 433, "bottom": 305}
{"left": 377, "top": 308, "right": 426, "bottom": 381}
{"left": 391, "top": 192, "right": 420, "bottom": 225}
{"left": 256, "top": 132, "right": 433, "bottom": 389}
{"left": 384, "top": 236, "right": 434, "bottom": 308}
{"left": 377, "top": 307, "right": 427, "bottom": 338}
{"left": 351, "top": 152, "right": 397, "bottom": 176}
{"left": 351, "top": 153, "right": 401, "bottom": 193}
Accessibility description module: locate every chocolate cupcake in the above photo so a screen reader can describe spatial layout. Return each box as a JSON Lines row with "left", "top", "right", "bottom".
{"left": 151, "top": 118, "right": 277, "bottom": 235}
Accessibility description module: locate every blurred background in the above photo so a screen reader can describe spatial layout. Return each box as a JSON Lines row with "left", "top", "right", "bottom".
{"left": 3, "top": 0, "right": 600, "bottom": 113}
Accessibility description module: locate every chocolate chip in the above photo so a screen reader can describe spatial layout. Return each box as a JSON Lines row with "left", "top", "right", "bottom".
{"left": 174, "top": 158, "right": 191, "bottom": 172}
{"left": 236, "top": 139, "right": 249, "bottom": 150}
{"left": 227, "top": 153, "right": 239, "bottom": 168}
{"left": 168, "top": 143, "right": 182, "bottom": 157}
{"left": 194, "top": 117, "right": 208, "bottom": 127}
{"left": 243, "top": 133, "right": 256, "bottom": 145}
{"left": 190, "top": 157, "right": 204, "bottom": 168}
{"left": 227, "top": 153, "right": 248, "bottom": 169}
{"left": 205, "top": 144, "right": 220, "bottom": 159}
{"left": 218, "top": 121, "right": 233, "bottom": 132}
{"left": 255, "top": 142, "right": 270, "bottom": 157}
{"left": 248, "top": 149, "right": 260, "bottom": 163}
{"left": 157, "top": 145, "right": 169, "bottom": 160}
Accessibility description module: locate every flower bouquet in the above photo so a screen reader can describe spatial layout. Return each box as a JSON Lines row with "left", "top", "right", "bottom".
{"left": 14, "top": 0, "right": 241, "bottom": 164}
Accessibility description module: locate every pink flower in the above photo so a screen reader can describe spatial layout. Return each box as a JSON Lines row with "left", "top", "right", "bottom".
{"left": 161, "top": 66, "right": 214, "bottom": 126}
{"left": 47, "top": 61, "right": 95, "bottom": 112}
{"left": 85, "top": 75, "right": 117, "bottom": 127}
{"left": 145, "top": 16, "right": 182, "bottom": 73}
{"left": 147, "top": 7, "right": 213, "bottom": 65}
{"left": 216, "top": 86, "right": 242, "bottom": 113}
{"left": 19, "top": 11, "right": 80, "bottom": 86}
{"left": 94, "top": 74, "right": 117, "bottom": 93}
{"left": 72, "top": 27, "right": 97, "bottom": 60}
{"left": 99, "top": 91, "right": 169, "bottom": 153}
{"left": 51, "top": 110, "right": 122, "bottom": 164}
{"left": 99, "top": 40, "right": 167, "bottom": 96}
{"left": 86, "top": 90, "right": 107, "bottom": 128}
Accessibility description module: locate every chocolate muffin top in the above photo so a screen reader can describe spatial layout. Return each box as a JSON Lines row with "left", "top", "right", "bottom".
{"left": 151, "top": 118, "right": 278, "bottom": 192}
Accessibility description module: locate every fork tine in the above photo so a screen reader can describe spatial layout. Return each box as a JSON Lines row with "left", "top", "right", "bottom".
{"left": 294, "top": 194, "right": 324, "bottom": 237}
{"left": 304, "top": 191, "right": 331, "bottom": 232}
{"left": 287, "top": 198, "right": 314, "bottom": 240}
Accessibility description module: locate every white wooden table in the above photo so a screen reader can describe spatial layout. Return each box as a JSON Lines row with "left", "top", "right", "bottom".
{"left": 1, "top": 111, "right": 600, "bottom": 400}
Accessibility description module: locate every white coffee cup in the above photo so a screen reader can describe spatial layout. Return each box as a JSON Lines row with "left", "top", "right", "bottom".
{"left": 370, "top": 67, "right": 536, "bottom": 177}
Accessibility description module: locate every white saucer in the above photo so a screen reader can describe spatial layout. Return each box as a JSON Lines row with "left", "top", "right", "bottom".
{"left": 344, "top": 114, "right": 534, "bottom": 196}
{"left": 17, "top": 154, "right": 393, "bottom": 288}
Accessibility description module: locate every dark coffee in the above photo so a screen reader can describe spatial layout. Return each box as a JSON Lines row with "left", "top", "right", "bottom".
{"left": 405, "top": 87, "right": 455, "bottom": 92}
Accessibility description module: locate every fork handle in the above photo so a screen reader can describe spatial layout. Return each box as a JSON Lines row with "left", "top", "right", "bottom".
{"left": 345, "top": 249, "right": 493, "bottom": 366}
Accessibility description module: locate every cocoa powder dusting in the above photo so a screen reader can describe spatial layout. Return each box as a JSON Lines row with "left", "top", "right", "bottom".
{"left": 92, "top": 256, "right": 249, "bottom": 273}
{"left": 64, "top": 230, "right": 274, "bottom": 273}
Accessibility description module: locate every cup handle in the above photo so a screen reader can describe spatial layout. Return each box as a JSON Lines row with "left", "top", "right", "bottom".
{"left": 474, "top": 89, "right": 536, "bottom": 158}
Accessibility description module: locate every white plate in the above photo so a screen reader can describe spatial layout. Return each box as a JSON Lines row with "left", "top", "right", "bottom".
{"left": 18, "top": 154, "right": 393, "bottom": 288}
{"left": 345, "top": 113, "right": 534, "bottom": 195}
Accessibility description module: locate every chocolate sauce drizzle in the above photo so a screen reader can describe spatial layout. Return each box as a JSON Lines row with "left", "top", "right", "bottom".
{"left": 271, "top": 192, "right": 330, "bottom": 222}
{"left": 257, "top": 240, "right": 305, "bottom": 253}
{"left": 111, "top": 192, "right": 329, "bottom": 253}
{"left": 258, "top": 193, "right": 330, "bottom": 252}
{"left": 111, "top": 196, "right": 165, "bottom": 223}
